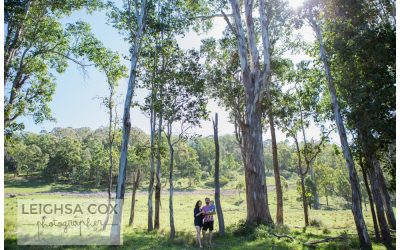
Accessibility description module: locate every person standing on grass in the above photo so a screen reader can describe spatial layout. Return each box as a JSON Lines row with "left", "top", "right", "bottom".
{"left": 194, "top": 200, "right": 204, "bottom": 248}
{"left": 202, "top": 197, "right": 216, "bottom": 247}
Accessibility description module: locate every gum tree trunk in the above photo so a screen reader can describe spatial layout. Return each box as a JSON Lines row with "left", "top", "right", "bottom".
{"left": 308, "top": 13, "right": 371, "bottom": 249}
{"left": 110, "top": 0, "right": 147, "bottom": 244}
{"left": 367, "top": 162, "right": 392, "bottom": 248}
{"left": 259, "top": 0, "right": 283, "bottom": 224}
{"left": 267, "top": 108, "right": 283, "bottom": 224}
{"left": 229, "top": 0, "right": 272, "bottom": 225}
{"left": 213, "top": 113, "right": 225, "bottom": 235}
{"left": 375, "top": 159, "right": 396, "bottom": 230}
{"left": 360, "top": 156, "right": 380, "bottom": 241}
{"left": 129, "top": 169, "right": 141, "bottom": 226}
{"left": 294, "top": 136, "right": 308, "bottom": 226}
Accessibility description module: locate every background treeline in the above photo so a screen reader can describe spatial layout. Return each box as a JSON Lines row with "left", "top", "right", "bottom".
{"left": 6, "top": 126, "right": 393, "bottom": 210}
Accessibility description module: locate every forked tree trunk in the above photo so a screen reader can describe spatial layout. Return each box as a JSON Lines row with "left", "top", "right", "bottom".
{"left": 360, "top": 156, "right": 380, "bottom": 241}
{"left": 213, "top": 113, "right": 225, "bottom": 235}
{"left": 147, "top": 107, "right": 155, "bottom": 231}
{"left": 308, "top": 13, "right": 371, "bottom": 249}
{"left": 129, "top": 169, "right": 141, "bottom": 226}
{"left": 229, "top": 0, "right": 272, "bottom": 225}
{"left": 267, "top": 108, "right": 283, "bottom": 224}
{"left": 367, "top": 161, "right": 392, "bottom": 248}
{"left": 154, "top": 112, "right": 162, "bottom": 229}
{"left": 357, "top": 126, "right": 392, "bottom": 247}
{"left": 294, "top": 136, "right": 309, "bottom": 226}
{"left": 375, "top": 159, "right": 396, "bottom": 230}
{"left": 110, "top": 1, "right": 147, "bottom": 243}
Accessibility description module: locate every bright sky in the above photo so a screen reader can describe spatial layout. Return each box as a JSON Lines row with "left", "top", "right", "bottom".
{"left": 17, "top": 0, "right": 340, "bottom": 144}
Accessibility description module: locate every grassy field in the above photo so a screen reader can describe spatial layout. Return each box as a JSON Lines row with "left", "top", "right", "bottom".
{"left": 4, "top": 175, "right": 393, "bottom": 249}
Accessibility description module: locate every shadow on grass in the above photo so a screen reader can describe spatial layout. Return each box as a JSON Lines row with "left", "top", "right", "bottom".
{"left": 5, "top": 175, "right": 104, "bottom": 194}
{"left": 5, "top": 227, "right": 392, "bottom": 250}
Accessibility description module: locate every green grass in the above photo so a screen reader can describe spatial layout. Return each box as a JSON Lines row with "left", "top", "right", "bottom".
{"left": 4, "top": 175, "right": 393, "bottom": 249}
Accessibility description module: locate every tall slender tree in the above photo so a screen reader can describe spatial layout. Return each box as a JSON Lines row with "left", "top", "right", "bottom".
{"left": 213, "top": 113, "right": 225, "bottom": 235}
{"left": 108, "top": 0, "right": 148, "bottom": 243}
{"left": 304, "top": 2, "right": 371, "bottom": 248}
{"left": 162, "top": 48, "right": 208, "bottom": 238}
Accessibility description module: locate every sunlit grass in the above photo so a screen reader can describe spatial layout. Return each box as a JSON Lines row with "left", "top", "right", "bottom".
{"left": 4, "top": 176, "right": 391, "bottom": 249}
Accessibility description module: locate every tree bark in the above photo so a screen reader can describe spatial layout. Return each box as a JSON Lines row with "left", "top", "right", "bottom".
{"left": 129, "top": 169, "right": 141, "bottom": 226}
{"left": 102, "top": 84, "right": 117, "bottom": 230}
{"left": 300, "top": 175, "right": 309, "bottom": 226}
{"left": 294, "top": 136, "right": 308, "bottom": 226}
{"left": 267, "top": 108, "right": 283, "bottom": 224}
{"left": 310, "top": 165, "right": 320, "bottom": 209}
{"left": 167, "top": 123, "right": 175, "bottom": 239}
{"left": 213, "top": 113, "right": 225, "bottom": 235}
{"left": 375, "top": 159, "right": 396, "bottom": 230}
{"left": 229, "top": 0, "right": 272, "bottom": 225}
{"left": 154, "top": 111, "right": 162, "bottom": 230}
{"left": 147, "top": 107, "right": 155, "bottom": 231}
{"left": 367, "top": 161, "right": 392, "bottom": 248}
{"left": 359, "top": 156, "right": 380, "bottom": 241}
{"left": 308, "top": 13, "right": 371, "bottom": 249}
{"left": 110, "top": 1, "right": 147, "bottom": 244}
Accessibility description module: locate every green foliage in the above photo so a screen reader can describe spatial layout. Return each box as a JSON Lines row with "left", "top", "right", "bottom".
{"left": 4, "top": 0, "right": 123, "bottom": 136}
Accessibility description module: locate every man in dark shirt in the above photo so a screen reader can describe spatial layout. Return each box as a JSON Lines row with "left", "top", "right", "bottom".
{"left": 202, "top": 197, "right": 216, "bottom": 246}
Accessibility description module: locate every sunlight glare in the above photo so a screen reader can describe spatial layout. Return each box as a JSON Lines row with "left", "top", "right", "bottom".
{"left": 288, "top": 0, "right": 304, "bottom": 8}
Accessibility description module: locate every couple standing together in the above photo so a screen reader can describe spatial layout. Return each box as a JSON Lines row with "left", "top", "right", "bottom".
{"left": 194, "top": 197, "right": 216, "bottom": 248}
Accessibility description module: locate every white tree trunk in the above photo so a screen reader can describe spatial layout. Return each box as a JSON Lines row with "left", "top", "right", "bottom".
{"left": 229, "top": 0, "right": 272, "bottom": 225}
{"left": 308, "top": 12, "right": 371, "bottom": 249}
{"left": 110, "top": 0, "right": 147, "bottom": 244}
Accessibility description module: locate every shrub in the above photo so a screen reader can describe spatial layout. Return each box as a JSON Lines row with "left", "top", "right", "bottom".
{"left": 322, "top": 227, "right": 331, "bottom": 234}
{"left": 230, "top": 220, "right": 256, "bottom": 237}
{"left": 273, "top": 224, "right": 290, "bottom": 235}
{"left": 254, "top": 224, "right": 270, "bottom": 239}
{"left": 309, "top": 218, "right": 323, "bottom": 228}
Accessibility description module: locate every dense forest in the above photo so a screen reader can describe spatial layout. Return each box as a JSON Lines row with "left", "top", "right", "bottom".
{"left": 4, "top": 0, "right": 395, "bottom": 248}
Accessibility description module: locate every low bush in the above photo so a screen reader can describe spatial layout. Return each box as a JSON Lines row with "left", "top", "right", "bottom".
{"left": 309, "top": 217, "right": 323, "bottom": 228}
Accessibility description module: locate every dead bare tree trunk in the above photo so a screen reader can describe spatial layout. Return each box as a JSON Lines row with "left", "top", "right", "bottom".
{"left": 110, "top": 0, "right": 147, "bottom": 244}
{"left": 129, "top": 169, "right": 141, "bottom": 226}
{"left": 102, "top": 84, "right": 117, "bottom": 231}
{"left": 307, "top": 12, "right": 371, "bottom": 249}
{"left": 154, "top": 111, "right": 162, "bottom": 229}
{"left": 213, "top": 113, "right": 225, "bottom": 235}
{"left": 147, "top": 106, "right": 155, "bottom": 231}
{"left": 167, "top": 122, "right": 175, "bottom": 239}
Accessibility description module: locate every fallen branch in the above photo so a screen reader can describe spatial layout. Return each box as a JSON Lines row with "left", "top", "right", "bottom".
{"left": 271, "top": 232, "right": 295, "bottom": 241}
{"left": 303, "top": 235, "right": 347, "bottom": 248}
